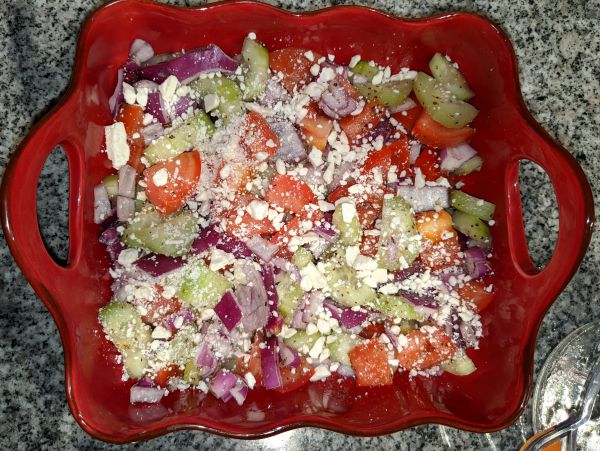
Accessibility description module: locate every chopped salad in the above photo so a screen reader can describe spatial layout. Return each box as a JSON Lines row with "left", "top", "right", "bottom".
{"left": 95, "top": 35, "right": 495, "bottom": 405}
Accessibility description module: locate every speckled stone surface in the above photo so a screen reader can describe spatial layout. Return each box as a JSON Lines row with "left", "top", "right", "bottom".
{"left": 1, "top": 0, "right": 599, "bottom": 449}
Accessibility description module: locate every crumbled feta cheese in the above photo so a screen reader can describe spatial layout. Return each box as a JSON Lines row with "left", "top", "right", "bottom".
{"left": 371, "top": 71, "right": 384, "bottom": 85}
{"left": 159, "top": 75, "right": 179, "bottom": 102}
{"left": 310, "top": 64, "right": 321, "bottom": 76}
{"left": 308, "top": 336, "right": 326, "bottom": 359}
{"left": 308, "top": 147, "right": 323, "bottom": 167}
{"left": 123, "top": 82, "right": 136, "bottom": 105}
{"left": 246, "top": 200, "right": 269, "bottom": 221}
{"left": 352, "top": 255, "right": 378, "bottom": 271}
{"left": 152, "top": 167, "right": 169, "bottom": 187}
{"left": 300, "top": 263, "right": 328, "bottom": 291}
{"left": 345, "top": 245, "right": 360, "bottom": 266}
{"left": 310, "top": 364, "right": 331, "bottom": 382}
{"left": 349, "top": 55, "right": 361, "bottom": 68}
{"left": 306, "top": 323, "right": 319, "bottom": 336}
{"left": 204, "top": 93, "right": 220, "bottom": 112}
{"left": 152, "top": 326, "right": 172, "bottom": 340}
{"left": 104, "top": 122, "right": 130, "bottom": 169}
{"left": 247, "top": 32, "right": 256, "bottom": 40}
{"left": 414, "top": 167, "right": 426, "bottom": 189}
{"left": 341, "top": 202, "right": 357, "bottom": 223}
{"left": 318, "top": 200, "right": 335, "bottom": 212}
{"left": 117, "top": 248, "right": 138, "bottom": 268}
{"left": 244, "top": 371, "right": 256, "bottom": 389}
{"left": 209, "top": 248, "right": 236, "bottom": 271}
{"left": 318, "top": 67, "right": 336, "bottom": 83}
{"left": 275, "top": 159, "right": 286, "bottom": 175}
{"left": 143, "top": 113, "right": 154, "bottom": 126}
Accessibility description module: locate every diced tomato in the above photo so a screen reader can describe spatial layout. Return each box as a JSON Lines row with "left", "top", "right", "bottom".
{"left": 395, "top": 327, "right": 457, "bottom": 371}
{"left": 236, "top": 332, "right": 264, "bottom": 387}
{"left": 391, "top": 101, "right": 423, "bottom": 133}
{"left": 458, "top": 279, "right": 494, "bottom": 312}
{"left": 327, "top": 182, "right": 388, "bottom": 228}
{"left": 413, "top": 147, "right": 441, "bottom": 181}
{"left": 360, "top": 232, "right": 379, "bottom": 258}
{"left": 241, "top": 112, "right": 280, "bottom": 162}
{"left": 339, "top": 99, "right": 384, "bottom": 143}
{"left": 221, "top": 193, "right": 276, "bottom": 239}
{"left": 415, "top": 210, "right": 455, "bottom": 244}
{"left": 362, "top": 136, "right": 411, "bottom": 179}
{"left": 349, "top": 339, "right": 393, "bottom": 387}
{"left": 419, "top": 234, "right": 463, "bottom": 271}
{"left": 270, "top": 48, "right": 319, "bottom": 92}
{"left": 144, "top": 151, "right": 201, "bottom": 215}
{"left": 327, "top": 182, "right": 354, "bottom": 204}
{"left": 117, "top": 104, "right": 146, "bottom": 173}
{"left": 270, "top": 208, "right": 322, "bottom": 259}
{"left": 334, "top": 75, "right": 360, "bottom": 100}
{"left": 412, "top": 110, "right": 475, "bottom": 148}
{"left": 141, "top": 290, "right": 182, "bottom": 326}
{"left": 275, "top": 357, "right": 314, "bottom": 393}
{"left": 218, "top": 160, "right": 255, "bottom": 192}
{"left": 298, "top": 103, "right": 333, "bottom": 151}
{"left": 359, "top": 322, "right": 385, "bottom": 339}
{"left": 154, "top": 364, "right": 182, "bottom": 387}
{"left": 265, "top": 174, "right": 316, "bottom": 215}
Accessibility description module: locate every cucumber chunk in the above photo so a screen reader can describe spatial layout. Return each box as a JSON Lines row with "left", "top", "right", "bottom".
{"left": 354, "top": 79, "right": 413, "bottom": 107}
{"left": 284, "top": 330, "right": 320, "bottom": 354}
{"left": 327, "top": 333, "right": 361, "bottom": 367}
{"left": 122, "top": 207, "right": 198, "bottom": 256}
{"left": 241, "top": 37, "right": 269, "bottom": 101}
{"left": 277, "top": 274, "right": 304, "bottom": 322}
{"left": 170, "top": 324, "right": 199, "bottom": 364}
{"left": 99, "top": 302, "right": 151, "bottom": 378}
{"left": 144, "top": 111, "right": 215, "bottom": 164}
{"left": 429, "top": 53, "right": 475, "bottom": 101}
{"left": 350, "top": 60, "right": 379, "bottom": 81}
{"left": 292, "top": 247, "right": 313, "bottom": 269}
{"left": 177, "top": 261, "right": 232, "bottom": 310}
{"left": 450, "top": 190, "right": 495, "bottom": 222}
{"left": 183, "top": 358, "right": 201, "bottom": 385}
{"left": 441, "top": 351, "right": 477, "bottom": 375}
{"left": 377, "top": 196, "right": 420, "bottom": 270}
{"left": 102, "top": 174, "right": 119, "bottom": 199}
{"left": 454, "top": 155, "right": 483, "bottom": 176}
{"left": 413, "top": 72, "right": 478, "bottom": 129}
{"left": 324, "top": 262, "right": 377, "bottom": 307}
{"left": 373, "top": 294, "right": 421, "bottom": 320}
{"left": 332, "top": 203, "right": 362, "bottom": 246}
{"left": 190, "top": 77, "right": 245, "bottom": 124}
{"left": 452, "top": 210, "right": 491, "bottom": 242}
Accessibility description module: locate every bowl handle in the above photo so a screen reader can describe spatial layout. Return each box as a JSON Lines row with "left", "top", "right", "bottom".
{"left": 1, "top": 96, "right": 86, "bottom": 307}
{"left": 505, "top": 135, "right": 594, "bottom": 293}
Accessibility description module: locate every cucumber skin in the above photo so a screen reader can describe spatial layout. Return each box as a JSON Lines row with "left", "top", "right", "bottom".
{"left": 350, "top": 60, "right": 379, "bottom": 81}
{"left": 450, "top": 190, "right": 495, "bottom": 222}
{"left": 452, "top": 210, "right": 491, "bottom": 242}
{"left": 277, "top": 274, "right": 304, "bottom": 321}
{"left": 428, "top": 53, "right": 475, "bottom": 101}
{"left": 241, "top": 37, "right": 269, "bottom": 101}
{"left": 332, "top": 204, "right": 362, "bottom": 246}
{"left": 354, "top": 80, "right": 413, "bottom": 107}
{"left": 190, "top": 77, "right": 245, "bottom": 124}
{"left": 177, "top": 261, "right": 232, "bottom": 310}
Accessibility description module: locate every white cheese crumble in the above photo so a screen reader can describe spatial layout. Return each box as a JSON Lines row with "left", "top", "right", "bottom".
{"left": 152, "top": 167, "right": 169, "bottom": 187}
{"left": 203, "top": 93, "right": 220, "bottom": 112}
{"left": 159, "top": 75, "right": 179, "bottom": 103}
{"left": 104, "top": 122, "right": 130, "bottom": 169}
{"left": 123, "top": 82, "right": 136, "bottom": 105}
{"left": 246, "top": 200, "right": 269, "bottom": 221}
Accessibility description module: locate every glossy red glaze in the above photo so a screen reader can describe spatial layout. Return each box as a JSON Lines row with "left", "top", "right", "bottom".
{"left": 1, "top": 0, "right": 594, "bottom": 443}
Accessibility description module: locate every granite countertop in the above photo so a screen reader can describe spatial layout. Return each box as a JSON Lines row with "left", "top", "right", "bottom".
{"left": 1, "top": 0, "right": 599, "bottom": 449}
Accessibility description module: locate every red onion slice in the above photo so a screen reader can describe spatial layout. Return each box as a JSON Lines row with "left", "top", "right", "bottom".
{"left": 318, "top": 76, "right": 357, "bottom": 119}
{"left": 230, "top": 379, "right": 249, "bottom": 406}
{"left": 108, "top": 68, "right": 124, "bottom": 118}
{"left": 141, "top": 122, "right": 165, "bottom": 145}
{"left": 196, "top": 342, "right": 218, "bottom": 377}
{"left": 117, "top": 195, "right": 136, "bottom": 222}
{"left": 164, "top": 308, "right": 195, "bottom": 334}
{"left": 130, "top": 385, "right": 164, "bottom": 404}
{"left": 463, "top": 247, "right": 490, "bottom": 278}
{"left": 278, "top": 342, "right": 302, "bottom": 368}
{"left": 267, "top": 119, "right": 307, "bottom": 163}
{"left": 118, "top": 164, "right": 137, "bottom": 199}
{"left": 389, "top": 98, "right": 417, "bottom": 114}
{"left": 135, "top": 253, "right": 185, "bottom": 277}
{"left": 396, "top": 185, "right": 449, "bottom": 213}
{"left": 129, "top": 39, "right": 155, "bottom": 65}
{"left": 138, "top": 44, "right": 239, "bottom": 84}
{"left": 340, "top": 308, "right": 369, "bottom": 330}
{"left": 366, "top": 120, "right": 395, "bottom": 143}
{"left": 214, "top": 290, "right": 243, "bottom": 332}
{"left": 145, "top": 90, "right": 169, "bottom": 124}
{"left": 260, "top": 336, "right": 282, "bottom": 390}
{"left": 94, "top": 184, "right": 111, "bottom": 224}
{"left": 261, "top": 265, "right": 281, "bottom": 333}
{"left": 409, "top": 141, "right": 421, "bottom": 165}
{"left": 210, "top": 370, "right": 238, "bottom": 400}
{"left": 440, "top": 144, "right": 477, "bottom": 172}
{"left": 245, "top": 236, "right": 279, "bottom": 263}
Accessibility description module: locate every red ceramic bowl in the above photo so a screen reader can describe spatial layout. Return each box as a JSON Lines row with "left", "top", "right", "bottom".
{"left": 1, "top": 0, "right": 594, "bottom": 443}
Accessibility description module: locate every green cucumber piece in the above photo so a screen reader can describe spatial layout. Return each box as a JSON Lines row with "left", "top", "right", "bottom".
{"left": 350, "top": 60, "right": 379, "bottom": 81}
{"left": 102, "top": 174, "right": 119, "bottom": 199}
{"left": 450, "top": 190, "right": 495, "bottom": 222}
{"left": 122, "top": 207, "right": 198, "bottom": 257}
{"left": 277, "top": 274, "right": 304, "bottom": 322}
{"left": 292, "top": 247, "right": 313, "bottom": 269}
{"left": 441, "top": 351, "right": 476, "bottom": 375}
{"left": 177, "top": 261, "right": 232, "bottom": 310}
{"left": 98, "top": 302, "right": 151, "bottom": 378}
{"left": 354, "top": 79, "right": 413, "bottom": 107}
{"left": 325, "top": 263, "right": 377, "bottom": 307}
{"left": 241, "top": 37, "right": 269, "bottom": 101}
{"left": 190, "top": 77, "right": 245, "bottom": 124}
{"left": 429, "top": 53, "right": 475, "bottom": 101}
{"left": 452, "top": 210, "right": 491, "bottom": 242}
{"left": 376, "top": 196, "right": 420, "bottom": 270}
{"left": 284, "top": 330, "right": 320, "bottom": 354}
{"left": 454, "top": 155, "right": 483, "bottom": 176}
{"left": 144, "top": 111, "right": 215, "bottom": 164}
{"left": 170, "top": 324, "right": 199, "bottom": 364}
{"left": 332, "top": 203, "right": 362, "bottom": 246}
{"left": 413, "top": 72, "right": 478, "bottom": 128}
{"left": 374, "top": 294, "right": 421, "bottom": 320}
{"left": 327, "top": 333, "right": 361, "bottom": 367}
{"left": 183, "top": 358, "right": 201, "bottom": 385}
